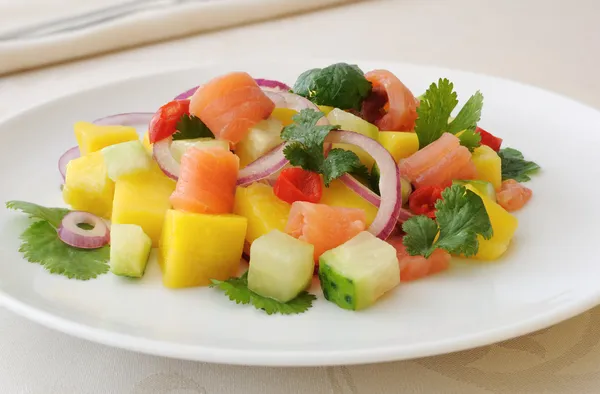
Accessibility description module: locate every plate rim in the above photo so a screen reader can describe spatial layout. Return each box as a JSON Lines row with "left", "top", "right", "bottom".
{"left": 2, "top": 59, "right": 600, "bottom": 366}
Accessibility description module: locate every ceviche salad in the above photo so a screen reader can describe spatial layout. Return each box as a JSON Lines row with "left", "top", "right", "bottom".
{"left": 6, "top": 63, "right": 540, "bottom": 315}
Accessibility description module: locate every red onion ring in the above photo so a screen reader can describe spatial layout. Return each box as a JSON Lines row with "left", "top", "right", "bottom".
{"left": 237, "top": 143, "right": 288, "bottom": 186}
{"left": 57, "top": 211, "right": 110, "bottom": 249}
{"left": 326, "top": 131, "right": 401, "bottom": 240}
{"left": 255, "top": 78, "right": 291, "bottom": 92}
{"left": 339, "top": 174, "right": 413, "bottom": 223}
{"left": 153, "top": 137, "right": 180, "bottom": 180}
{"left": 92, "top": 112, "right": 154, "bottom": 126}
{"left": 58, "top": 146, "right": 80, "bottom": 181}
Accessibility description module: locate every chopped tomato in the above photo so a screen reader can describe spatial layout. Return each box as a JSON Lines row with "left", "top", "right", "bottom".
{"left": 475, "top": 126, "right": 503, "bottom": 152}
{"left": 408, "top": 186, "right": 444, "bottom": 218}
{"left": 274, "top": 168, "right": 322, "bottom": 204}
{"left": 148, "top": 100, "right": 190, "bottom": 143}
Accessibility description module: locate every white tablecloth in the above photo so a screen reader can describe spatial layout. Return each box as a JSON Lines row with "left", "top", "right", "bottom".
{"left": 1, "top": 0, "right": 600, "bottom": 392}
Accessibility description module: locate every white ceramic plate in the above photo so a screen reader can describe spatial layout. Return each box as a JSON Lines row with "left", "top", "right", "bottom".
{"left": 0, "top": 60, "right": 599, "bottom": 367}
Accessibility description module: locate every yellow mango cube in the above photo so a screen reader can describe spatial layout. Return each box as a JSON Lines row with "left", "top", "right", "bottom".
{"left": 466, "top": 185, "right": 519, "bottom": 260}
{"left": 320, "top": 179, "right": 378, "bottom": 226}
{"left": 141, "top": 131, "right": 153, "bottom": 154}
{"left": 62, "top": 151, "right": 114, "bottom": 218}
{"left": 318, "top": 105, "right": 335, "bottom": 115}
{"left": 111, "top": 170, "right": 176, "bottom": 246}
{"left": 331, "top": 143, "right": 375, "bottom": 169}
{"left": 472, "top": 145, "right": 502, "bottom": 191}
{"left": 74, "top": 121, "right": 138, "bottom": 155}
{"left": 233, "top": 183, "right": 291, "bottom": 244}
{"left": 271, "top": 108, "right": 298, "bottom": 126}
{"left": 159, "top": 210, "right": 247, "bottom": 288}
{"left": 378, "top": 132, "right": 419, "bottom": 162}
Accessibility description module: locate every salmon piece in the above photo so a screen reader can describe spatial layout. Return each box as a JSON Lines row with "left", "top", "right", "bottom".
{"left": 496, "top": 179, "right": 532, "bottom": 212}
{"left": 387, "top": 236, "right": 451, "bottom": 281}
{"left": 399, "top": 133, "right": 475, "bottom": 187}
{"left": 170, "top": 146, "right": 239, "bottom": 214}
{"left": 361, "top": 69, "right": 418, "bottom": 131}
{"left": 285, "top": 202, "right": 367, "bottom": 261}
{"left": 189, "top": 72, "right": 275, "bottom": 145}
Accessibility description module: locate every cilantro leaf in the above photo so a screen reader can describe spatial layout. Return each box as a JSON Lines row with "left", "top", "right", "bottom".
{"left": 321, "top": 148, "right": 369, "bottom": 186}
{"left": 434, "top": 185, "right": 493, "bottom": 257}
{"left": 402, "top": 215, "right": 439, "bottom": 257}
{"left": 7, "top": 201, "right": 110, "bottom": 280}
{"left": 6, "top": 200, "right": 69, "bottom": 228}
{"left": 210, "top": 272, "right": 316, "bottom": 315}
{"left": 173, "top": 114, "right": 214, "bottom": 140}
{"left": 281, "top": 109, "right": 367, "bottom": 185}
{"left": 415, "top": 79, "right": 485, "bottom": 149}
{"left": 458, "top": 129, "right": 482, "bottom": 152}
{"left": 19, "top": 221, "right": 110, "bottom": 280}
{"left": 415, "top": 78, "right": 458, "bottom": 149}
{"left": 447, "top": 91, "right": 484, "bottom": 134}
{"left": 498, "top": 147, "right": 541, "bottom": 182}
{"left": 402, "top": 185, "right": 493, "bottom": 258}
{"left": 293, "top": 63, "right": 372, "bottom": 110}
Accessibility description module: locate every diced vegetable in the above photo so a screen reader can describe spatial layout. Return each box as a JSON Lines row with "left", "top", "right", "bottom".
{"left": 233, "top": 183, "right": 291, "bottom": 244}
{"left": 74, "top": 121, "right": 138, "bottom": 156}
{"left": 471, "top": 144, "right": 502, "bottom": 190}
{"left": 247, "top": 230, "right": 315, "bottom": 302}
{"left": 273, "top": 168, "right": 322, "bottom": 204}
{"left": 170, "top": 138, "right": 229, "bottom": 162}
{"left": 159, "top": 210, "right": 247, "bottom": 288}
{"left": 475, "top": 126, "right": 503, "bottom": 152}
{"left": 408, "top": 186, "right": 444, "bottom": 218}
{"left": 464, "top": 185, "right": 518, "bottom": 260}
{"left": 235, "top": 118, "right": 283, "bottom": 168}
{"left": 453, "top": 179, "right": 496, "bottom": 202}
{"left": 62, "top": 151, "right": 114, "bottom": 218}
{"left": 318, "top": 231, "right": 399, "bottom": 310}
{"left": 148, "top": 100, "right": 190, "bottom": 143}
{"left": 101, "top": 140, "right": 152, "bottom": 181}
{"left": 320, "top": 179, "right": 377, "bottom": 225}
{"left": 378, "top": 131, "right": 419, "bottom": 162}
{"left": 111, "top": 170, "right": 175, "bottom": 246}
{"left": 327, "top": 108, "right": 379, "bottom": 169}
{"left": 110, "top": 224, "right": 152, "bottom": 278}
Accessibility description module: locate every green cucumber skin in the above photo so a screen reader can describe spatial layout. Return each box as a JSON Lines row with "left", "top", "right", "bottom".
{"left": 318, "top": 263, "right": 359, "bottom": 310}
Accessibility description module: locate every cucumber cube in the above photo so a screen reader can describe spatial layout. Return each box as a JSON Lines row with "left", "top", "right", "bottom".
{"left": 101, "top": 140, "right": 152, "bottom": 181}
{"left": 110, "top": 224, "right": 152, "bottom": 278}
{"left": 247, "top": 230, "right": 315, "bottom": 302}
{"left": 170, "top": 138, "right": 230, "bottom": 162}
{"left": 319, "top": 231, "right": 400, "bottom": 310}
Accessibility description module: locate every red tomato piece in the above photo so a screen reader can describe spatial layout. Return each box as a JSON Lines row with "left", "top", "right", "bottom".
{"left": 475, "top": 126, "right": 503, "bottom": 152}
{"left": 274, "top": 168, "right": 323, "bottom": 204}
{"left": 148, "top": 100, "right": 190, "bottom": 143}
{"left": 408, "top": 185, "right": 444, "bottom": 218}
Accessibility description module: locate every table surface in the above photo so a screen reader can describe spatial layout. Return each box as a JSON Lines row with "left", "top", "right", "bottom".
{"left": 1, "top": 0, "right": 600, "bottom": 393}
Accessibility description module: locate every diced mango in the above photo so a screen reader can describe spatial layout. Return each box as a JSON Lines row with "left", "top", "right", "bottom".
{"left": 74, "top": 121, "right": 138, "bottom": 156}
{"left": 233, "top": 183, "right": 291, "bottom": 244}
{"left": 378, "top": 131, "right": 419, "bottom": 162}
{"left": 465, "top": 185, "right": 519, "bottom": 260}
{"left": 318, "top": 105, "right": 335, "bottom": 115}
{"left": 271, "top": 108, "right": 298, "bottom": 126}
{"left": 111, "top": 170, "right": 176, "bottom": 246}
{"left": 142, "top": 131, "right": 153, "bottom": 154}
{"left": 62, "top": 151, "right": 114, "bottom": 218}
{"left": 320, "top": 179, "right": 378, "bottom": 226}
{"left": 472, "top": 145, "right": 502, "bottom": 191}
{"left": 159, "top": 210, "right": 247, "bottom": 288}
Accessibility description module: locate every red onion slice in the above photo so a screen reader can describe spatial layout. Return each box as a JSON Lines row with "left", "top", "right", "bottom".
{"left": 58, "top": 211, "right": 110, "bottom": 249}
{"left": 237, "top": 143, "right": 288, "bottom": 186}
{"left": 173, "top": 86, "right": 200, "bottom": 100}
{"left": 326, "top": 131, "right": 401, "bottom": 240}
{"left": 255, "top": 78, "right": 291, "bottom": 92}
{"left": 339, "top": 174, "right": 413, "bottom": 223}
{"left": 58, "top": 146, "right": 80, "bottom": 181}
{"left": 92, "top": 112, "right": 154, "bottom": 126}
{"left": 153, "top": 137, "right": 180, "bottom": 180}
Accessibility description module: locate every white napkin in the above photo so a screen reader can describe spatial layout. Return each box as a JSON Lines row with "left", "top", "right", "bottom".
{"left": 0, "top": 0, "right": 356, "bottom": 76}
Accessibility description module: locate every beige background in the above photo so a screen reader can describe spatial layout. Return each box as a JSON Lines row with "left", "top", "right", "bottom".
{"left": 1, "top": 0, "right": 600, "bottom": 392}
